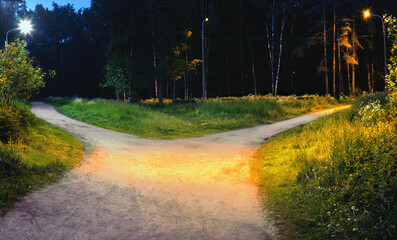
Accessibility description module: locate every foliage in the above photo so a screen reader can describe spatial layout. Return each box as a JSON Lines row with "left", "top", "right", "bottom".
{"left": 46, "top": 95, "right": 341, "bottom": 139}
{"left": 0, "top": 40, "right": 50, "bottom": 108}
{"left": 101, "top": 63, "right": 131, "bottom": 101}
{"left": 385, "top": 15, "right": 397, "bottom": 107}
{"left": 339, "top": 19, "right": 363, "bottom": 66}
{"left": 164, "top": 49, "right": 201, "bottom": 83}
{"left": 0, "top": 105, "right": 36, "bottom": 143}
{"left": 0, "top": 116, "right": 83, "bottom": 215}
{"left": 256, "top": 93, "right": 397, "bottom": 239}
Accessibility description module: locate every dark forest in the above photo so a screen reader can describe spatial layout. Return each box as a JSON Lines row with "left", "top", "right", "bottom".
{"left": 1, "top": 0, "right": 397, "bottom": 100}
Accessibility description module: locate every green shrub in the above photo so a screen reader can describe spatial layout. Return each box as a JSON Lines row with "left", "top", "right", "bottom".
{"left": 291, "top": 121, "right": 397, "bottom": 239}
{"left": 0, "top": 106, "right": 36, "bottom": 143}
{"left": 258, "top": 94, "right": 396, "bottom": 239}
{"left": 0, "top": 145, "right": 25, "bottom": 177}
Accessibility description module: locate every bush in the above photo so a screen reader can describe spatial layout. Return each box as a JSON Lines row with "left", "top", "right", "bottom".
{"left": 291, "top": 121, "right": 397, "bottom": 239}
{"left": 0, "top": 39, "right": 49, "bottom": 108}
{"left": 0, "top": 145, "right": 25, "bottom": 177}
{"left": 0, "top": 106, "right": 36, "bottom": 143}
{"left": 274, "top": 95, "right": 397, "bottom": 239}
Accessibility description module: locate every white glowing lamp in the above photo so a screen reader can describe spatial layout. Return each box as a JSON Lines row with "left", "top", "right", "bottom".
{"left": 19, "top": 20, "right": 33, "bottom": 34}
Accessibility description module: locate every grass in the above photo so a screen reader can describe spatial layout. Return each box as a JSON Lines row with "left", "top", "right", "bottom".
{"left": 46, "top": 94, "right": 342, "bottom": 139}
{"left": 0, "top": 114, "right": 83, "bottom": 216}
{"left": 253, "top": 92, "right": 396, "bottom": 239}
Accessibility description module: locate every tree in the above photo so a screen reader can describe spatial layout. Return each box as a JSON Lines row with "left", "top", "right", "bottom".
{"left": 338, "top": 18, "right": 362, "bottom": 93}
{"left": 385, "top": 14, "right": 397, "bottom": 106}
{"left": 0, "top": 39, "right": 49, "bottom": 109}
{"left": 263, "top": 0, "right": 296, "bottom": 96}
{"left": 322, "top": 0, "right": 329, "bottom": 95}
{"left": 164, "top": 45, "right": 201, "bottom": 99}
{"left": 101, "top": 62, "right": 130, "bottom": 101}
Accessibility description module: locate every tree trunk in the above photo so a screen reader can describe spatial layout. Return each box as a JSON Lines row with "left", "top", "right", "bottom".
{"left": 367, "top": 59, "right": 372, "bottom": 93}
{"left": 333, "top": 0, "right": 336, "bottom": 97}
{"left": 158, "top": 66, "right": 164, "bottom": 106}
{"left": 166, "top": 81, "right": 169, "bottom": 98}
{"left": 347, "top": 65, "right": 351, "bottom": 92}
{"left": 352, "top": 65, "right": 355, "bottom": 92}
{"left": 149, "top": 0, "right": 158, "bottom": 99}
{"left": 275, "top": 1, "right": 286, "bottom": 96}
{"left": 338, "top": 28, "right": 344, "bottom": 94}
{"left": 173, "top": 80, "right": 176, "bottom": 99}
{"left": 352, "top": 0, "right": 356, "bottom": 93}
{"left": 153, "top": 46, "right": 158, "bottom": 99}
{"left": 183, "top": 75, "right": 187, "bottom": 99}
{"left": 265, "top": 22, "right": 274, "bottom": 95}
{"left": 239, "top": 1, "right": 245, "bottom": 96}
{"left": 184, "top": 38, "right": 189, "bottom": 99}
{"left": 265, "top": 0, "right": 275, "bottom": 95}
{"left": 371, "top": 59, "right": 375, "bottom": 93}
{"left": 225, "top": 44, "right": 231, "bottom": 96}
{"left": 323, "top": 0, "right": 329, "bottom": 95}
{"left": 249, "top": 40, "right": 257, "bottom": 95}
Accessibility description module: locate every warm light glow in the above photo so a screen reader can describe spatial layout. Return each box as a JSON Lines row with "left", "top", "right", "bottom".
{"left": 363, "top": 10, "right": 371, "bottom": 19}
{"left": 18, "top": 19, "right": 33, "bottom": 34}
{"left": 205, "top": 18, "right": 209, "bottom": 22}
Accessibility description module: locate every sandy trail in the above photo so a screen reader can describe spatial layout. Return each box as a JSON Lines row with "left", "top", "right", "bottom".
{"left": 0, "top": 102, "right": 350, "bottom": 240}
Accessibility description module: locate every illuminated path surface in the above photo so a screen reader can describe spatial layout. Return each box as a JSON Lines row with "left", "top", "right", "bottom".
{"left": 0, "top": 103, "right": 350, "bottom": 240}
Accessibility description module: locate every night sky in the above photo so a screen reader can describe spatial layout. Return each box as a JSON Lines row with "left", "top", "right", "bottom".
{"left": 25, "top": 0, "right": 91, "bottom": 11}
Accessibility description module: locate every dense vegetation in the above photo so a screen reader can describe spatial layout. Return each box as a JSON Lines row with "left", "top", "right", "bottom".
{"left": 0, "top": 37, "right": 82, "bottom": 215}
{"left": 1, "top": 1, "right": 396, "bottom": 99}
{"left": 255, "top": 93, "right": 396, "bottom": 239}
{"left": 46, "top": 95, "right": 342, "bottom": 139}
{"left": 0, "top": 107, "right": 83, "bottom": 216}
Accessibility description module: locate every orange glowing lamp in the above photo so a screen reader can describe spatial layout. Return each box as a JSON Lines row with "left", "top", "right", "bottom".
{"left": 363, "top": 10, "right": 371, "bottom": 19}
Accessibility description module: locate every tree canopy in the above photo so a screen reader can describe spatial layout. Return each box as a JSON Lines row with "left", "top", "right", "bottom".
{"left": 1, "top": 0, "right": 396, "bottom": 99}
{"left": 0, "top": 39, "right": 49, "bottom": 108}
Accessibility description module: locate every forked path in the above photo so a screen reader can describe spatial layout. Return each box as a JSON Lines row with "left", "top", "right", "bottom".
{"left": 0, "top": 102, "right": 350, "bottom": 240}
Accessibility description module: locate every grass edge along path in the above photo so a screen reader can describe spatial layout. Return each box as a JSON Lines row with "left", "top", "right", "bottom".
{"left": 252, "top": 93, "right": 396, "bottom": 239}
{"left": 0, "top": 117, "right": 83, "bottom": 216}
{"left": 46, "top": 95, "right": 347, "bottom": 139}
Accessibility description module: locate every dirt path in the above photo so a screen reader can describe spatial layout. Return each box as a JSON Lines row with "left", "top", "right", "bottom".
{"left": 0, "top": 102, "right": 350, "bottom": 240}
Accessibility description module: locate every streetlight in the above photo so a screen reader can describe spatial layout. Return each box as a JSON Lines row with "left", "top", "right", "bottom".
{"left": 5, "top": 19, "right": 33, "bottom": 48}
{"left": 202, "top": 17, "right": 209, "bottom": 102}
{"left": 363, "top": 10, "right": 387, "bottom": 88}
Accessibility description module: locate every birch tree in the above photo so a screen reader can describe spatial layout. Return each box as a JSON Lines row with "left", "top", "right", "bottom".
{"left": 263, "top": 0, "right": 296, "bottom": 95}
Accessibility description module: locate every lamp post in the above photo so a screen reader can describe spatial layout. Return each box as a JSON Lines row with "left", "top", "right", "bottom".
{"left": 202, "top": 17, "right": 209, "bottom": 102}
{"left": 5, "top": 19, "right": 33, "bottom": 49}
{"left": 364, "top": 10, "right": 387, "bottom": 88}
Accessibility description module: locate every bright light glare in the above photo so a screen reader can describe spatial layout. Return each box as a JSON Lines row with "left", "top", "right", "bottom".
{"left": 205, "top": 18, "right": 209, "bottom": 22}
{"left": 363, "top": 10, "right": 371, "bottom": 18}
{"left": 18, "top": 20, "right": 33, "bottom": 34}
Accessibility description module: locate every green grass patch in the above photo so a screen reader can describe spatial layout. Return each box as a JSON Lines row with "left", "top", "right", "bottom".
{"left": 0, "top": 113, "right": 83, "bottom": 216}
{"left": 253, "top": 92, "right": 396, "bottom": 239}
{"left": 46, "top": 95, "right": 342, "bottom": 139}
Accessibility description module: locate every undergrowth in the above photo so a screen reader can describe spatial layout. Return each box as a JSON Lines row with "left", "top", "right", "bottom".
{"left": 255, "top": 92, "right": 396, "bottom": 239}
{"left": 46, "top": 94, "right": 342, "bottom": 139}
{"left": 0, "top": 105, "right": 83, "bottom": 216}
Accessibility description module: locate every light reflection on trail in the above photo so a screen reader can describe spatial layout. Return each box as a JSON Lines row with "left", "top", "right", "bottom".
{"left": 76, "top": 143, "right": 262, "bottom": 215}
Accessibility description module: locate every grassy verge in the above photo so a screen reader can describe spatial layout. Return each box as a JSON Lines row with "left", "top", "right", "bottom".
{"left": 0, "top": 111, "right": 83, "bottom": 216}
{"left": 253, "top": 92, "right": 396, "bottom": 239}
{"left": 46, "top": 95, "right": 343, "bottom": 139}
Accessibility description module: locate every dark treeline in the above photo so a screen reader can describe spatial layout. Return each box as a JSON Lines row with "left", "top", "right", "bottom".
{"left": 1, "top": 0, "right": 397, "bottom": 100}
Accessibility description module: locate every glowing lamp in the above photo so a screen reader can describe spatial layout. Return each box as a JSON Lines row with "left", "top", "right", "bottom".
{"left": 19, "top": 20, "right": 33, "bottom": 34}
{"left": 363, "top": 10, "right": 371, "bottom": 18}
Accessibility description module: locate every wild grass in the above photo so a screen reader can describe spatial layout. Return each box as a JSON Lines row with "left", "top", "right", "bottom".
{"left": 254, "top": 92, "right": 396, "bottom": 239}
{"left": 46, "top": 94, "right": 341, "bottom": 139}
{"left": 0, "top": 111, "right": 83, "bottom": 216}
